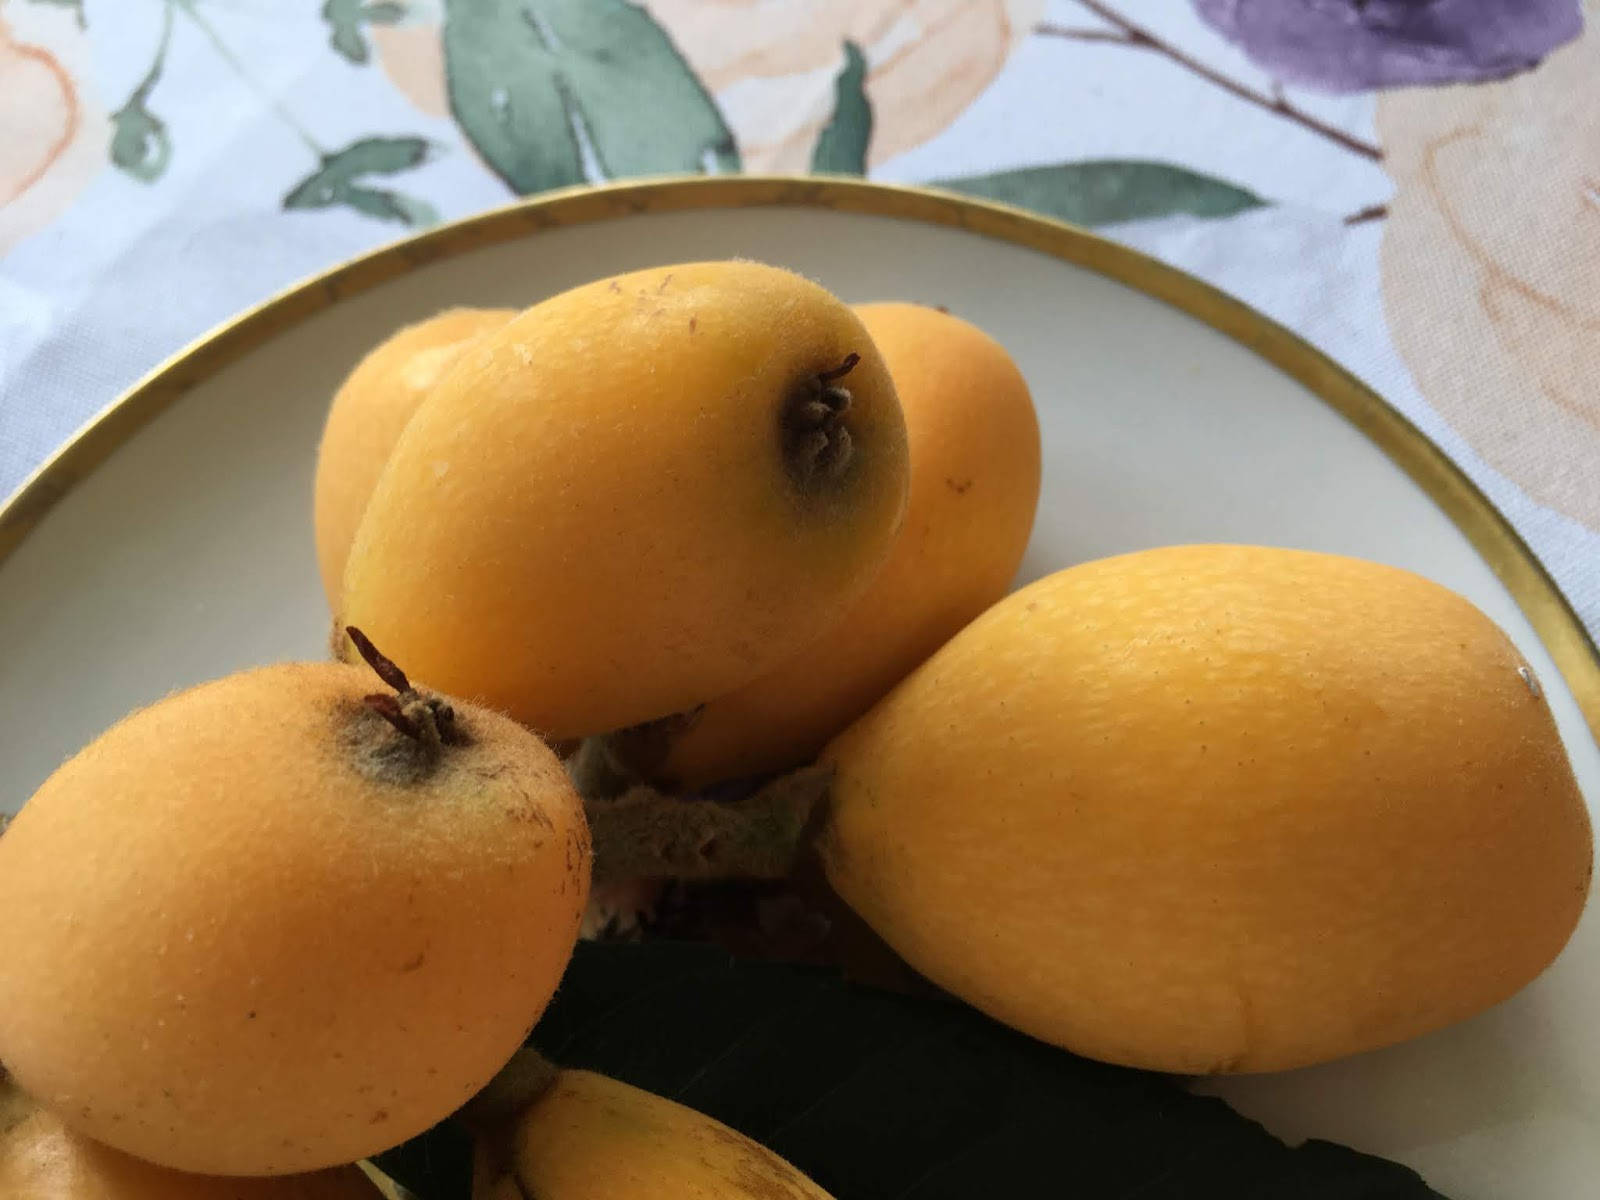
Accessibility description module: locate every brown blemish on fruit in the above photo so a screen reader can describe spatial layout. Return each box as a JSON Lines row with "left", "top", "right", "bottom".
{"left": 945, "top": 476, "right": 973, "bottom": 494}
{"left": 399, "top": 950, "right": 427, "bottom": 973}
{"left": 706, "top": 1123, "right": 818, "bottom": 1199}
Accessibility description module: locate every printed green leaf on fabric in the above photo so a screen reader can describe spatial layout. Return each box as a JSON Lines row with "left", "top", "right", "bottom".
{"left": 110, "top": 97, "right": 171, "bottom": 183}
{"left": 442, "top": 0, "right": 738, "bottom": 195}
{"left": 935, "top": 160, "right": 1265, "bottom": 226}
{"left": 282, "top": 136, "right": 436, "bottom": 225}
{"left": 323, "top": 0, "right": 407, "bottom": 65}
{"left": 810, "top": 41, "right": 871, "bottom": 175}
{"left": 110, "top": 3, "right": 173, "bottom": 182}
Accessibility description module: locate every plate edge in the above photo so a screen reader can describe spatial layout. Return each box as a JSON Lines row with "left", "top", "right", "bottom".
{"left": 2, "top": 173, "right": 1594, "bottom": 746}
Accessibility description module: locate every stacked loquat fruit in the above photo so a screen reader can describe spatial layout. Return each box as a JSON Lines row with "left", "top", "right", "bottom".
{"left": 0, "top": 260, "right": 1588, "bottom": 1196}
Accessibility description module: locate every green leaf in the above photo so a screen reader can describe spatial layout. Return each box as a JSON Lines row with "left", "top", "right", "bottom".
{"left": 283, "top": 136, "right": 436, "bottom": 225}
{"left": 933, "top": 160, "right": 1265, "bottom": 227}
{"left": 109, "top": 96, "right": 171, "bottom": 183}
{"left": 323, "top": 0, "right": 407, "bottom": 65}
{"left": 379, "top": 942, "right": 1449, "bottom": 1200}
{"left": 442, "top": 0, "right": 738, "bottom": 195}
{"left": 810, "top": 40, "right": 871, "bottom": 175}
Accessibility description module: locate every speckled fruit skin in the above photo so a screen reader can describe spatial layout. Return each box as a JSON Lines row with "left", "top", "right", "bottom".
{"left": 0, "top": 663, "right": 591, "bottom": 1176}
{"left": 0, "top": 1088, "right": 380, "bottom": 1199}
{"left": 314, "top": 307, "right": 514, "bottom": 608}
{"left": 657, "top": 301, "right": 1040, "bottom": 787}
{"left": 821, "top": 545, "right": 1593, "bottom": 1074}
{"left": 339, "top": 261, "right": 909, "bottom": 741}
{"left": 474, "top": 1070, "right": 834, "bottom": 1200}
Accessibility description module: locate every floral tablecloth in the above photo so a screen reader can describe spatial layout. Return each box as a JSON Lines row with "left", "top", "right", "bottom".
{"left": 2, "top": 0, "right": 1597, "bottom": 637}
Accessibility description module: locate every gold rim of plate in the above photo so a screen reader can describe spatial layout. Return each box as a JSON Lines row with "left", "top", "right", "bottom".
{"left": 2, "top": 174, "right": 1596, "bottom": 746}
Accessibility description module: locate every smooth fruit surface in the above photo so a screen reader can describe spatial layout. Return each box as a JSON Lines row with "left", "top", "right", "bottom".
{"left": 340, "top": 261, "right": 909, "bottom": 740}
{"left": 475, "top": 1069, "right": 834, "bottom": 1200}
{"left": 0, "top": 1084, "right": 378, "bottom": 1199}
{"left": 0, "top": 662, "right": 590, "bottom": 1175}
{"left": 657, "top": 301, "right": 1040, "bottom": 786}
{"left": 821, "top": 544, "right": 1593, "bottom": 1073}
{"left": 314, "top": 307, "right": 514, "bottom": 607}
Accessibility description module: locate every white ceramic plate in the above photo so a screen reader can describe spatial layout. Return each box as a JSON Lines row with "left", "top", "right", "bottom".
{"left": 2, "top": 178, "right": 1596, "bottom": 1200}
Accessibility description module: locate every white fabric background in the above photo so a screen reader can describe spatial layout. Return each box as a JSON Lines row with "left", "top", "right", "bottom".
{"left": 2, "top": 0, "right": 1595, "bottom": 634}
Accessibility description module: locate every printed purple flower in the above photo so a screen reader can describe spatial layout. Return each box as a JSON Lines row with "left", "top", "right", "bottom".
{"left": 1192, "top": 0, "right": 1583, "bottom": 92}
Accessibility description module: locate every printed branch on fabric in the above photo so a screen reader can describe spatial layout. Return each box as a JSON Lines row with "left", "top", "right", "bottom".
{"left": 108, "top": 0, "right": 172, "bottom": 181}
{"left": 1037, "top": 2, "right": 1384, "bottom": 162}
{"left": 1039, "top": 0, "right": 1583, "bottom": 167}
{"left": 62, "top": 0, "right": 441, "bottom": 226}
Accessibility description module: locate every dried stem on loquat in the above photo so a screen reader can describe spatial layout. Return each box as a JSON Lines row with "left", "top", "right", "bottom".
{"left": 582, "top": 765, "right": 834, "bottom": 888}
{"left": 344, "top": 626, "right": 464, "bottom": 781}
{"left": 783, "top": 352, "right": 860, "bottom": 490}
{"left": 565, "top": 707, "right": 705, "bottom": 804}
